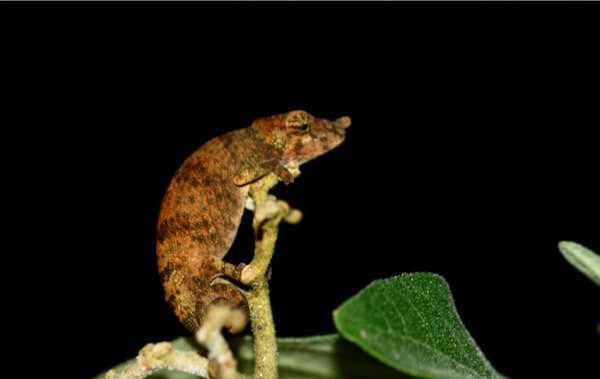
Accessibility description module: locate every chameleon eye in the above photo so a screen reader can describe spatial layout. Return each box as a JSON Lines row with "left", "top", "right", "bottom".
{"left": 284, "top": 110, "right": 312, "bottom": 131}
{"left": 289, "top": 122, "right": 310, "bottom": 132}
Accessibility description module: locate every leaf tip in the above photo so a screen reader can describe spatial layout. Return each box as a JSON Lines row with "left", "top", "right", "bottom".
{"left": 557, "top": 240, "right": 600, "bottom": 286}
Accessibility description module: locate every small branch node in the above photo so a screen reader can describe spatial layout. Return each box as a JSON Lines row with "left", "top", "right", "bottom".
{"left": 283, "top": 208, "right": 302, "bottom": 224}
{"left": 254, "top": 195, "right": 281, "bottom": 223}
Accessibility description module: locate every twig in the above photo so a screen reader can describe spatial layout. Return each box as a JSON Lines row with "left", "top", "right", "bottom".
{"left": 196, "top": 306, "right": 250, "bottom": 379}
{"left": 104, "top": 341, "right": 209, "bottom": 379}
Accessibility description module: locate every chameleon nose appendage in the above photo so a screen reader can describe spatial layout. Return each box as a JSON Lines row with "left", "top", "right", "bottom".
{"left": 334, "top": 116, "right": 351, "bottom": 129}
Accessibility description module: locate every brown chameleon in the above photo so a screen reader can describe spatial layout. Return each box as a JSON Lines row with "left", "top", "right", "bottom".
{"left": 156, "top": 110, "right": 351, "bottom": 334}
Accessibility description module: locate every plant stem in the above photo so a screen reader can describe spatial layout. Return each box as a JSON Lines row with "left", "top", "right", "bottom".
{"left": 242, "top": 173, "right": 291, "bottom": 379}
{"left": 247, "top": 276, "right": 277, "bottom": 379}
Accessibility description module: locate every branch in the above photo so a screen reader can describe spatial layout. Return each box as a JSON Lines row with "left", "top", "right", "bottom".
{"left": 241, "top": 172, "right": 301, "bottom": 379}
{"left": 196, "top": 306, "right": 250, "bottom": 379}
{"left": 104, "top": 341, "right": 209, "bottom": 379}
{"left": 105, "top": 307, "right": 251, "bottom": 379}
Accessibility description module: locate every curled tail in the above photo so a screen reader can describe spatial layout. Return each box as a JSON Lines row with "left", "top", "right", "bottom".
{"left": 194, "top": 281, "right": 249, "bottom": 334}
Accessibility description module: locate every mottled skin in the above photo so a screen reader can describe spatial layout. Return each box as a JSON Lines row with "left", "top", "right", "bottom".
{"left": 157, "top": 110, "right": 350, "bottom": 334}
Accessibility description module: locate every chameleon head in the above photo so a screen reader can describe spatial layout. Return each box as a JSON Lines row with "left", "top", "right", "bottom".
{"left": 252, "top": 110, "right": 351, "bottom": 165}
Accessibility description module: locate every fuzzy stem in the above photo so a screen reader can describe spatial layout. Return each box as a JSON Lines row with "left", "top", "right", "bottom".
{"left": 247, "top": 276, "right": 278, "bottom": 378}
{"left": 242, "top": 173, "right": 294, "bottom": 379}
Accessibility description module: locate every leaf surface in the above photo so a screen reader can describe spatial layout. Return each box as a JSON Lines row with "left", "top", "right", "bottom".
{"left": 333, "top": 273, "right": 503, "bottom": 379}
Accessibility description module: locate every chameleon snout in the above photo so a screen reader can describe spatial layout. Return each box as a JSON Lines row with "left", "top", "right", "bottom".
{"left": 334, "top": 116, "right": 351, "bottom": 129}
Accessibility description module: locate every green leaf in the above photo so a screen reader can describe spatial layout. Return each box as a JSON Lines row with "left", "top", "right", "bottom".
{"left": 558, "top": 241, "right": 600, "bottom": 286}
{"left": 93, "top": 335, "right": 410, "bottom": 379}
{"left": 333, "top": 273, "right": 504, "bottom": 379}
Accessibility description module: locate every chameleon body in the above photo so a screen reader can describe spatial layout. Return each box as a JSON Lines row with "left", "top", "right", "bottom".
{"left": 156, "top": 110, "right": 350, "bottom": 333}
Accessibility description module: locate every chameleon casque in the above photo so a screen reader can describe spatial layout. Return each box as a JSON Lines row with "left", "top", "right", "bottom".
{"left": 156, "top": 110, "right": 351, "bottom": 334}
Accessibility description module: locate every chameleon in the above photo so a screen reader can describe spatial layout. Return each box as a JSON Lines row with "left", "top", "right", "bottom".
{"left": 156, "top": 110, "right": 351, "bottom": 334}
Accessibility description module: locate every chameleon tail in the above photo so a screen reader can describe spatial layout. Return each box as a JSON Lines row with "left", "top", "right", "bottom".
{"left": 161, "top": 256, "right": 249, "bottom": 334}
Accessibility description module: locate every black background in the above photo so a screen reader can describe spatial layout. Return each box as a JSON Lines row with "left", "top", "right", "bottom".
{"left": 11, "top": 9, "right": 598, "bottom": 379}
